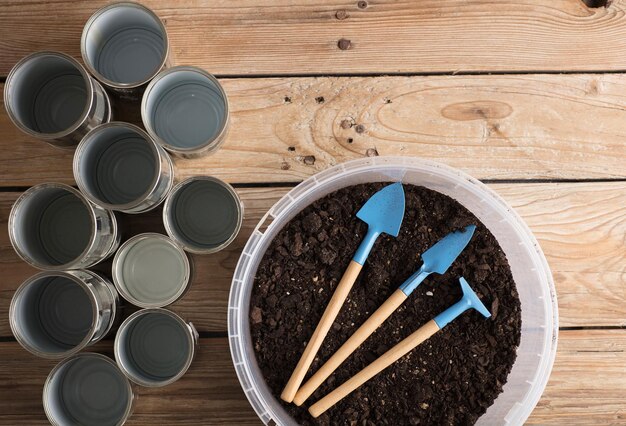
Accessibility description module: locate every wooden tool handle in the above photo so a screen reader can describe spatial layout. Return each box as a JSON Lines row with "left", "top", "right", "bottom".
{"left": 309, "top": 319, "right": 440, "bottom": 418}
{"left": 293, "top": 288, "right": 408, "bottom": 405}
{"left": 281, "top": 260, "right": 363, "bottom": 402}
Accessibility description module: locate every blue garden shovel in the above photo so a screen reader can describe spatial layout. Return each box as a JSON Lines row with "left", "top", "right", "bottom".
{"left": 309, "top": 277, "right": 491, "bottom": 417}
{"left": 294, "top": 225, "right": 476, "bottom": 405}
{"left": 281, "top": 183, "right": 405, "bottom": 402}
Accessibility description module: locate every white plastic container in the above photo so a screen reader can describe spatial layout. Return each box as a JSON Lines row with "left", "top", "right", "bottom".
{"left": 228, "top": 157, "right": 558, "bottom": 425}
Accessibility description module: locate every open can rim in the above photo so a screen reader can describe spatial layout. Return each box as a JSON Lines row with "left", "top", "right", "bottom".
{"left": 4, "top": 51, "right": 97, "bottom": 141}
{"left": 114, "top": 308, "right": 198, "bottom": 387}
{"left": 141, "top": 66, "right": 230, "bottom": 156}
{"left": 112, "top": 232, "right": 191, "bottom": 308}
{"left": 43, "top": 352, "right": 134, "bottom": 426}
{"left": 80, "top": 1, "right": 170, "bottom": 89}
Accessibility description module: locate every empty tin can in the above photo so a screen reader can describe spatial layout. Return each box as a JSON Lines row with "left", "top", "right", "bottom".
{"left": 112, "top": 233, "right": 192, "bottom": 308}
{"left": 81, "top": 2, "right": 170, "bottom": 99}
{"left": 74, "top": 122, "right": 174, "bottom": 214}
{"left": 44, "top": 353, "right": 133, "bottom": 426}
{"left": 10, "top": 270, "right": 118, "bottom": 359}
{"left": 8, "top": 183, "right": 119, "bottom": 270}
{"left": 4, "top": 51, "right": 111, "bottom": 148}
{"left": 142, "top": 66, "right": 229, "bottom": 158}
{"left": 163, "top": 176, "right": 243, "bottom": 254}
{"left": 114, "top": 308, "right": 198, "bottom": 387}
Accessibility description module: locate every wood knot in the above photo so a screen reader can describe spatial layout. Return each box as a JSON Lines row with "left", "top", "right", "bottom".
{"left": 337, "top": 39, "right": 352, "bottom": 50}
{"left": 355, "top": 124, "right": 365, "bottom": 133}
{"left": 441, "top": 101, "right": 512, "bottom": 121}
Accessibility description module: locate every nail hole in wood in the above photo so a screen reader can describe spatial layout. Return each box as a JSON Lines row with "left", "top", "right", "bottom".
{"left": 347, "top": 137, "right": 354, "bottom": 144}
{"left": 358, "top": 1, "right": 368, "bottom": 9}
{"left": 335, "top": 10, "right": 349, "bottom": 20}
{"left": 284, "top": 96, "right": 292, "bottom": 103}
{"left": 582, "top": 0, "right": 610, "bottom": 7}
{"left": 355, "top": 124, "right": 365, "bottom": 133}
{"left": 288, "top": 146, "right": 296, "bottom": 152}
{"left": 338, "top": 39, "right": 352, "bottom": 50}
{"left": 315, "top": 96, "right": 325, "bottom": 104}
{"left": 340, "top": 119, "right": 353, "bottom": 129}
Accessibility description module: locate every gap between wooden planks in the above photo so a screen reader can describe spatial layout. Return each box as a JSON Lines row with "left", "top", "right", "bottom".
{"left": 0, "top": 182, "right": 624, "bottom": 337}
{"left": 2, "top": 74, "right": 626, "bottom": 186}
{"left": 1, "top": 0, "right": 626, "bottom": 76}
{"left": 0, "top": 330, "right": 624, "bottom": 425}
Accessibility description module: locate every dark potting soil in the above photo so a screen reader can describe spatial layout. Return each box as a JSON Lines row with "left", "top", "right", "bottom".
{"left": 250, "top": 183, "right": 522, "bottom": 425}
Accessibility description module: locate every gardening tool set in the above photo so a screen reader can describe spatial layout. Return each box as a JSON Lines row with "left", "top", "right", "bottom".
{"left": 281, "top": 183, "right": 492, "bottom": 417}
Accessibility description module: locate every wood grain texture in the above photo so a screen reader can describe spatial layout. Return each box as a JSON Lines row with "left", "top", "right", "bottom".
{"left": 0, "top": 330, "right": 623, "bottom": 424}
{"left": 527, "top": 330, "right": 626, "bottom": 424}
{"left": 3, "top": 0, "right": 626, "bottom": 77}
{"left": 3, "top": 74, "right": 626, "bottom": 186}
{"left": 1, "top": 181, "right": 624, "bottom": 337}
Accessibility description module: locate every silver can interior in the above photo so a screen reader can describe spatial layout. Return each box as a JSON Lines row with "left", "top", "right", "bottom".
{"left": 12, "top": 186, "right": 92, "bottom": 267}
{"left": 144, "top": 69, "right": 227, "bottom": 149}
{"left": 78, "top": 125, "right": 158, "bottom": 206}
{"left": 45, "top": 355, "right": 131, "bottom": 425}
{"left": 166, "top": 179, "right": 240, "bottom": 251}
{"left": 12, "top": 275, "right": 93, "bottom": 355}
{"left": 117, "top": 311, "right": 191, "bottom": 385}
{"left": 83, "top": 4, "right": 166, "bottom": 85}
{"left": 114, "top": 235, "right": 189, "bottom": 307}
{"left": 7, "top": 54, "right": 88, "bottom": 134}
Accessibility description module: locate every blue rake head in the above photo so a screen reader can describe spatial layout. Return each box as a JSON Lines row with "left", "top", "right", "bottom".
{"left": 434, "top": 277, "right": 491, "bottom": 329}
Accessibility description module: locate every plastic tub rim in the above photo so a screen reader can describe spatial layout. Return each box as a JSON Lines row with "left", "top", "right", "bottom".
{"left": 227, "top": 156, "right": 558, "bottom": 426}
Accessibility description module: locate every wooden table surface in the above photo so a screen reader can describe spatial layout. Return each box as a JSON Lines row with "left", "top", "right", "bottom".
{"left": 1, "top": 1, "right": 625, "bottom": 424}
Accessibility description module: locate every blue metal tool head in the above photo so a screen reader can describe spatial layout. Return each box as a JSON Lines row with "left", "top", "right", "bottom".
{"left": 421, "top": 225, "right": 476, "bottom": 275}
{"left": 356, "top": 182, "right": 405, "bottom": 237}
{"left": 459, "top": 277, "right": 491, "bottom": 319}
{"left": 433, "top": 277, "right": 491, "bottom": 329}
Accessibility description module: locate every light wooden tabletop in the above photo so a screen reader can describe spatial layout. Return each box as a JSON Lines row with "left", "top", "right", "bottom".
{"left": 0, "top": 1, "right": 625, "bottom": 425}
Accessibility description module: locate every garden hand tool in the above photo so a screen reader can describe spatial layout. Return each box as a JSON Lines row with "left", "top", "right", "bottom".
{"left": 281, "top": 182, "right": 405, "bottom": 402}
{"left": 293, "top": 225, "right": 476, "bottom": 405}
{"left": 308, "top": 277, "right": 491, "bottom": 418}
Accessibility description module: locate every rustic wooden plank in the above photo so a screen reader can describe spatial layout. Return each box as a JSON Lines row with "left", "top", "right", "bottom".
{"left": 1, "top": 182, "right": 624, "bottom": 337}
{"left": 0, "top": 338, "right": 260, "bottom": 425}
{"left": 2, "top": 0, "right": 626, "bottom": 77}
{"left": 495, "top": 182, "right": 626, "bottom": 328}
{"left": 1, "top": 330, "right": 624, "bottom": 424}
{"left": 527, "top": 330, "right": 626, "bottom": 424}
{"left": 2, "top": 74, "right": 626, "bottom": 186}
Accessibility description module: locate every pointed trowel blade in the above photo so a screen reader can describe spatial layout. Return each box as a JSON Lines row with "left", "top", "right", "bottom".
{"left": 421, "top": 225, "right": 476, "bottom": 275}
{"left": 355, "top": 182, "right": 405, "bottom": 237}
